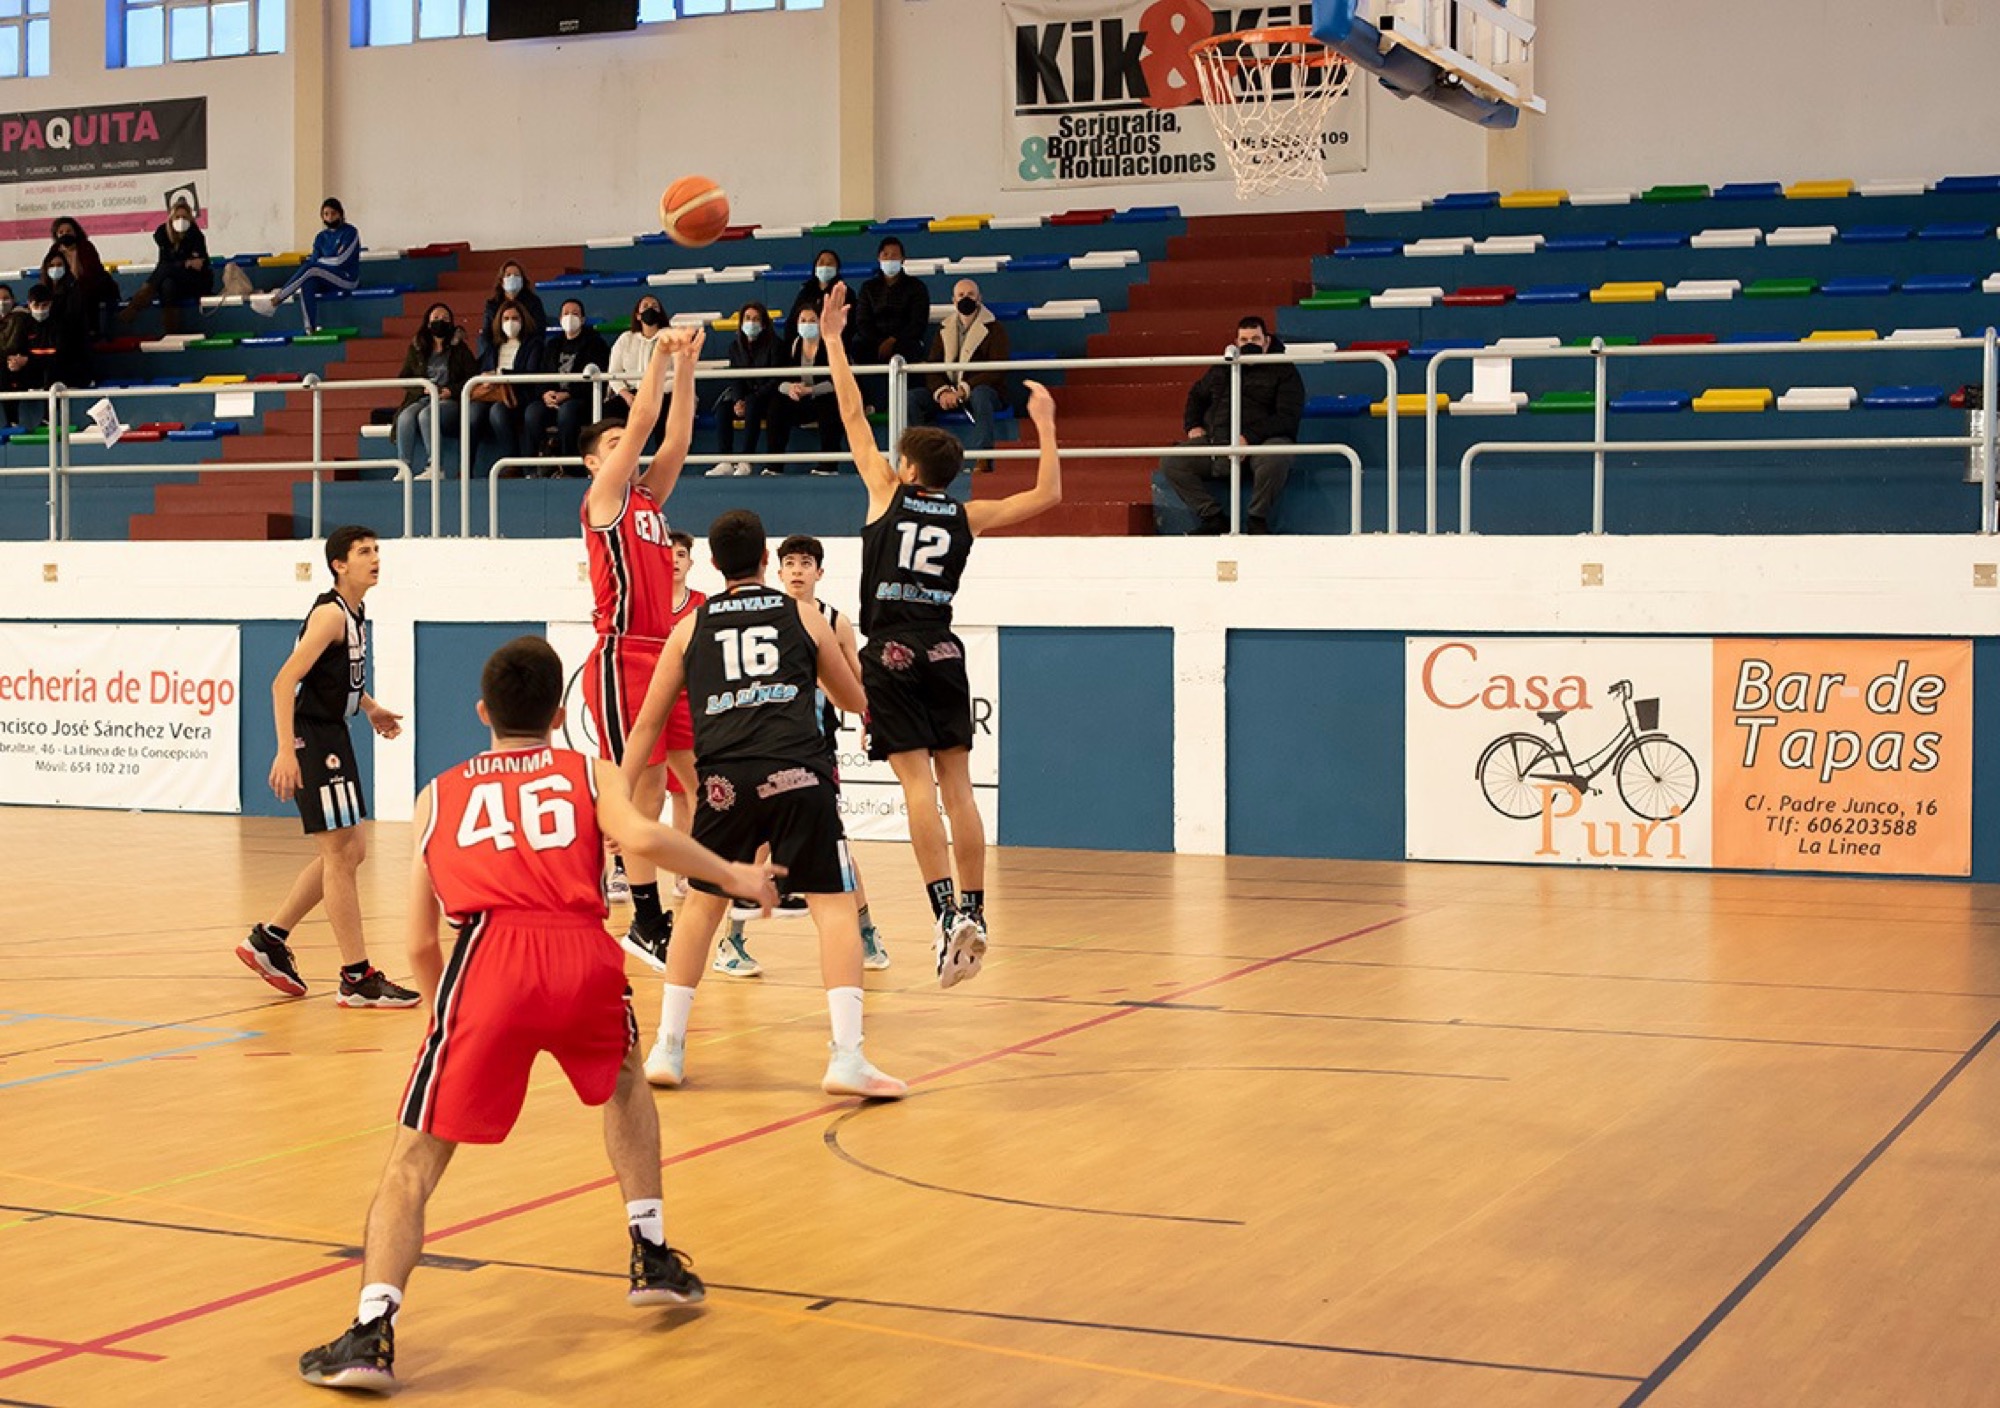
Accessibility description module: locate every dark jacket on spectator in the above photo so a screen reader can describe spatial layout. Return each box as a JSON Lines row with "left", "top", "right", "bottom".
{"left": 1183, "top": 336, "right": 1305, "bottom": 443}
{"left": 787, "top": 277, "right": 857, "bottom": 356}
{"left": 782, "top": 334, "right": 834, "bottom": 396}
{"left": 0, "top": 307, "right": 31, "bottom": 360}
{"left": 44, "top": 234, "right": 118, "bottom": 318}
{"left": 310, "top": 221, "right": 362, "bottom": 282}
{"left": 478, "top": 330, "right": 552, "bottom": 379}
{"left": 21, "top": 307, "right": 90, "bottom": 389}
{"left": 396, "top": 333, "right": 478, "bottom": 410}
{"left": 855, "top": 270, "right": 932, "bottom": 362}
{"left": 543, "top": 325, "right": 612, "bottom": 395}
{"left": 149, "top": 219, "right": 213, "bottom": 301}
{"left": 923, "top": 308, "right": 1011, "bottom": 396}
{"left": 479, "top": 290, "right": 550, "bottom": 357}
{"left": 724, "top": 324, "right": 787, "bottom": 403}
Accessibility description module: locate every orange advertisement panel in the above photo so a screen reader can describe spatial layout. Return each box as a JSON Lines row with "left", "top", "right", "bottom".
{"left": 1711, "top": 639, "right": 1972, "bottom": 876}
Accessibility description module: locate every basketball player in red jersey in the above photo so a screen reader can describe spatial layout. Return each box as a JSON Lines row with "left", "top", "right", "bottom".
{"left": 579, "top": 324, "right": 703, "bottom": 969}
{"left": 297, "top": 636, "right": 780, "bottom": 1395}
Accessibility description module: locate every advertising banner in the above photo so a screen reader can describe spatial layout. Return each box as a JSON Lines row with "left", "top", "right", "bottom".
{"left": 1002, "top": 0, "right": 1365, "bottom": 190}
{"left": 0, "top": 97, "right": 207, "bottom": 241}
{"left": 1406, "top": 636, "right": 1973, "bottom": 877}
{"left": 0, "top": 623, "right": 240, "bottom": 812}
{"left": 547, "top": 622, "right": 999, "bottom": 845}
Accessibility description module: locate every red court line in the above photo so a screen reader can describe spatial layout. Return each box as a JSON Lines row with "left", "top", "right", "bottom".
{"left": 3, "top": 1336, "right": 163, "bottom": 1364}
{"left": 0, "top": 910, "right": 1414, "bottom": 1383}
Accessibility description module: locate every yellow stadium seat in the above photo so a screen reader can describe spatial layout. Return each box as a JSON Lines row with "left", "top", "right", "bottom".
{"left": 1591, "top": 281, "right": 1665, "bottom": 303}
{"left": 928, "top": 214, "right": 992, "bottom": 233}
{"left": 257, "top": 253, "right": 307, "bottom": 268}
{"left": 198, "top": 374, "right": 250, "bottom": 385}
{"left": 1500, "top": 189, "right": 1568, "bottom": 209}
{"left": 711, "top": 315, "right": 740, "bottom": 331}
{"left": 1804, "top": 329, "right": 1879, "bottom": 342}
{"left": 1693, "top": 387, "right": 1774, "bottom": 412}
{"left": 1785, "top": 179, "right": 1854, "bottom": 200}
{"left": 1371, "top": 393, "right": 1450, "bottom": 418}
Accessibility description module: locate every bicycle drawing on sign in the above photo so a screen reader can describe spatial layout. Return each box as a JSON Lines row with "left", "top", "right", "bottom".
{"left": 1475, "top": 679, "right": 1700, "bottom": 821}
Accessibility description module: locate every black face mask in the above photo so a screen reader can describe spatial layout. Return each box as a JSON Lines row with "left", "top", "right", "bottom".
{"left": 955, "top": 297, "right": 979, "bottom": 317}
{"left": 57, "top": 233, "right": 77, "bottom": 247}
{"left": 638, "top": 308, "right": 665, "bottom": 329}
{"left": 428, "top": 319, "right": 453, "bottom": 340}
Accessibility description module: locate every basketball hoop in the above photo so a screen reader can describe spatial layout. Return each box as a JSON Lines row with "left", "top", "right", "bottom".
{"left": 1191, "top": 26, "right": 1354, "bottom": 200}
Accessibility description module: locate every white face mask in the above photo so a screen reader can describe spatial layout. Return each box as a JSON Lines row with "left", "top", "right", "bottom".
{"left": 30, "top": 306, "right": 49, "bottom": 322}
{"left": 171, "top": 217, "right": 191, "bottom": 234}
{"left": 502, "top": 319, "right": 522, "bottom": 340}
{"left": 502, "top": 275, "right": 523, "bottom": 296}
{"left": 45, "top": 266, "right": 64, "bottom": 282}
{"left": 561, "top": 314, "right": 583, "bottom": 337}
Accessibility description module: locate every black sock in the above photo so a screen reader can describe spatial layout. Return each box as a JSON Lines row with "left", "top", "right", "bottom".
{"left": 631, "top": 882, "right": 662, "bottom": 929}
{"left": 263, "top": 924, "right": 290, "bottom": 940}
{"left": 340, "top": 960, "right": 369, "bottom": 980}
{"left": 926, "top": 877, "right": 956, "bottom": 918}
{"left": 961, "top": 889, "right": 984, "bottom": 919}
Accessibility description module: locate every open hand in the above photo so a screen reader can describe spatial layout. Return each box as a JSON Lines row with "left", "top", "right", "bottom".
{"left": 365, "top": 702, "right": 404, "bottom": 739}
{"left": 725, "top": 860, "right": 786, "bottom": 916}
{"left": 819, "top": 283, "right": 850, "bottom": 343}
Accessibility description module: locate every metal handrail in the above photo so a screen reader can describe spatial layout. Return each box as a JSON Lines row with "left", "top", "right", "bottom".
{"left": 0, "top": 386, "right": 63, "bottom": 540}
{"left": 1424, "top": 331, "right": 1999, "bottom": 535}
{"left": 59, "top": 457, "right": 418, "bottom": 539}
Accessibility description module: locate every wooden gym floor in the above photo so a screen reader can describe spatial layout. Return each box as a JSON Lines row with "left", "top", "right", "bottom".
{"left": 1, "top": 808, "right": 1997, "bottom": 1407}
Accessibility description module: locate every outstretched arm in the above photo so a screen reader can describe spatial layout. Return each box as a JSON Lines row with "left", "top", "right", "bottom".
{"left": 584, "top": 332, "right": 676, "bottom": 529}
{"left": 638, "top": 327, "right": 704, "bottom": 503}
{"left": 593, "top": 759, "right": 781, "bottom": 907}
{"left": 817, "top": 283, "right": 899, "bottom": 516}
{"left": 406, "top": 786, "right": 445, "bottom": 1001}
{"left": 621, "top": 617, "right": 694, "bottom": 797}
{"left": 965, "top": 379, "right": 1062, "bottom": 536}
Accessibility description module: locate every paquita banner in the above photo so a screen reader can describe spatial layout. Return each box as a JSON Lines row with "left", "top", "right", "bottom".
{"left": 1406, "top": 636, "right": 1973, "bottom": 876}
{"left": 1001, "top": 0, "right": 1366, "bottom": 190}
{"left": 0, "top": 97, "right": 207, "bottom": 241}
{"left": 0, "top": 623, "right": 240, "bottom": 813}
{"left": 545, "top": 622, "right": 998, "bottom": 845}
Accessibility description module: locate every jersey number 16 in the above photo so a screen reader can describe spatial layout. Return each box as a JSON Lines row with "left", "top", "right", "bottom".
{"left": 457, "top": 776, "right": 578, "bottom": 853}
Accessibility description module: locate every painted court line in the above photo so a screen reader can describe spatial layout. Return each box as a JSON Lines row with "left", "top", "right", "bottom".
{"left": 0, "top": 910, "right": 1416, "bottom": 1384}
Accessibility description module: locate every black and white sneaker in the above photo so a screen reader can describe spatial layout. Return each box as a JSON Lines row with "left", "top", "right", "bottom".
{"left": 619, "top": 911, "right": 672, "bottom": 972}
{"left": 299, "top": 1315, "right": 397, "bottom": 1393}
{"left": 337, "top": 967, "right": 421, "bottom": 1009}
{"left": 728, "top": 893, "right": 810, "bottom": 921}
{"left": 627, "top": 1229, "right": 706, "bottom": 1307}
{"left": 236, "top": 924, "right": 307, "bottom": 997}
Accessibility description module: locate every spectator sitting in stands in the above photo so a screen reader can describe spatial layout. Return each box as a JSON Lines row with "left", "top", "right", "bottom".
{"left": 393, "top": 302, "right": 478, "bottom": 480}
{"left": 706, "top": 300, "right": 784, "bottom": 477}
{"left": 126, "top": 198, "right": 212, "bottom": 334}
{"left": 45, "top": 217, "right": 119, "bottom": 339}
{"left": 526, "top": 298, "right": 609, "bottom": 465}
{"left": 854, "top": 236, "right": 930, "bottom": 409}
{"left": 472, "top": 298, "right": 549, "bottom": 470}
{"left": 906, "top": 279, "right": 1011, "bottom": 474}
{"left": 1162, "top": 316, "right": 1303, "bottom": 535}
{"left": 255, "top": 197, "right": 360, "bottom": 333}
{"left": 478, "top": 261, "right": 549, "bottom": 358}
{"left": 605, "top": 293, "right": 671, "bottom": 448}
{"left": 34, "top": 255, "right": 93, "bottom": 388}
{"left": 765, "top": 303, "right": 841, "bottom": 477}
{"left": 0, "top": 285, "right": 30, "bottom": 425}
{"left": 787, "top": 249, "right": 852, "bottom": 348}
{"left": 18, "top": 283, "right": 89, "bottom": 402}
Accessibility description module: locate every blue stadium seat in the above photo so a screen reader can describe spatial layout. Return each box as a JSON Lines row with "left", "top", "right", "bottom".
{"left": 1862, "top": 384, "right": 1948, "bottom": 409}
{"left": 588, "top": 273, "right": 647, "bottom": 287}
{"left": 1619, "top": 230, "right": 1690, "bottom": 250}
{"left": 1544, "top": 233, "right": 1614, "bottom": 252}
{"left": 1111, "top": 206, "right": 1180, "bottom": 223}
{"left": 1609, "top": 389, "right": 1693, "bottom": 413}
{"left": 1303, "top": 393, "right": 1373, "bottom": 418}
{"left": 1933, "top": 175, "right": 2000, "bottom": 194}
{"left": 1004, "top": 253, "right": 1072, "bottom": 272}
{"left": 1821, "top": 276, "right": 1897, "bottom": 297}
{"left": 1410, "top": 338, "right": 1488, "bottom": 361}
{"left": 1714, "top": 181, "right": 1782, "bottom": 201}
{"left": 1916, "top": 222, "right": 1990, "bottom": 241}
{"left": 1902, "top": 273, "right": 1979, "bottom": 294}
{"left": 1839, "top": 225, "right": 1911, "bottom": 244}
{"left": 1432, "top": 191, "right": 1500, "bottom": 211}
{"left": 1334, "top": 240, "right": 1404, "bottom": 258}
{"left": 1517, "top": 284, "right": 1591, "bottom": 304}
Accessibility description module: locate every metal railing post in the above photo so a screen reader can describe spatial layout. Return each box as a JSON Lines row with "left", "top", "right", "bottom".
{"left": 1983, "top": 326, "right": 1996, "bottom": 535}
{"left": 1591, "top": 338, "right": 1608, "bottom": 534}
{"left": 426, "top": 385, "right": 443, "bottom": 538}
{"left": 1384, "top": 355, "right": 1400, "bottom": 535}
{"left": 54, "top": 385, "right": 70, "bottom": 540}
{"left": 456, "top": 380, "right": 473, "bottom": 538}
{"left": 1424, "top": 351, "right": 1441, "bottom": 534}
{"left": 590, "top": 366, "right": 604, "bottom": 421}
{"left": 1227, "top": 346, "right": 1243, "bottom": 535}
{"left": 888, "top": 355, "right": 906, "bottom": 454}
{"left": 306, "top": 373, "right": 324, "bottom": 539}
{"left": 43, "top": 383, "right": 60, "bottom": 541}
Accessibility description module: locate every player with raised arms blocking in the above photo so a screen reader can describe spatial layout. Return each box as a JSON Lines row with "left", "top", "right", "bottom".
{"left": 817, "top": 281, "right": 1063, "bottom": 987}
{"left": 296, "top": 636, "right": 781, "bottom": 1394}
{"left": 623, "top": 509, "right": 906, "bottom": 1098}
{"left": 578, "top": 324, "right": 703, "bottom": 969}
{"left": 238, "top": 524, "right": 418, "bottom": 1008}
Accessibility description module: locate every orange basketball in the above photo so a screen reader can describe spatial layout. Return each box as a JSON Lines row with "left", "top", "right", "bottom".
{"left": 660, "top": 175, "right": 730, "bottom": 248}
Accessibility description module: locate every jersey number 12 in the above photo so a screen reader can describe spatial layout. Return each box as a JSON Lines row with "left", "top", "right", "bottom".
{"left": 894, "top": 522, "right": 951, "bottom": 577}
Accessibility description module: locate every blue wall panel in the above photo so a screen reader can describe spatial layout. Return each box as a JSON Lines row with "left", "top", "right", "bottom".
{"left": 1974, "top": 638, "right": 1997, "bottom": 885}
{"left": 1227, "top": 630, "right": 1404, "bottom": 860}
{"left": 239, "top": 619, "right": 378, "bottom": 820}
{"left": 414, "top": 623, "right": 543, "bottom": 791}
{"left": 998, "top": 627, "right": 1174, "bottom": 852}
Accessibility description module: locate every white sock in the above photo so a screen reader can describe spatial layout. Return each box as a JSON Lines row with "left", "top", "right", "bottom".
{"left": 357, "top": 1282, "right": 402, "bottom": 1327}
{"left": 658, "top": 984, "right": 697, "bottom": 1045}
{"left": 626, "top": 1198, "right": 665, "bottom": 1247}
{"left": 827, "top": 986, "right": 864, "bottom": 1050}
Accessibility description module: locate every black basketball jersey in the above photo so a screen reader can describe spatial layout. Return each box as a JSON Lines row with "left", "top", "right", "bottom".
{"left": 815, "top": 600, "right": 843, "bottom": 755}
{"left": 295, "top": 589, "right": 366, "bottom": 722}
{"left": 859, "top": 484, "right": 974, "bottom": 638}
{"left": 683, "top": 585, "right": 829, "bottom": 768}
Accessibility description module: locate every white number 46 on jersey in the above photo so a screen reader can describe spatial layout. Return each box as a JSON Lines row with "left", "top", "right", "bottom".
{"left": 457, "top": 776, "right": 578, "bottom": 852}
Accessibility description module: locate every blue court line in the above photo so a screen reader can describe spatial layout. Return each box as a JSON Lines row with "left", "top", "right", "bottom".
{"left": 0, "top": 1011, "right": 260, "bottom": 1037}
{"left": 0, "top": 1032, "right": 257, "bottom": 1091}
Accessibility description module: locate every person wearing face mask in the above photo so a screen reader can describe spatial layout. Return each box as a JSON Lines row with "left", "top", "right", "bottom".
{"left": 471, "top": 298, "right": 550, "bottom": 469}
{"left": 43, "top": 217, "right": 119, "bottom": 338}
{"left": 256, "top": 198, "right": 361, "bottom": 333}
{"left": 786, "top": 250, "right": 852, "bottom": 349}
{"left": 392, "top": 305, "right": 478, "bottom": 480}
{"left": 1162, "top": 316, "right": 1304, "bottom": 535}
{"left": 908, "top": 279, "right": 1012, "bottom": 474}
{"left": 705, "top": 301, "right": 784, "bottom": 477}
{"left": 15, "top": 284, "right": 87, "bottom": 401}
{"left": 606, "top": 296, "right": 673, "bottom": 451}
{"left": 854, "top": 237, "right": 931, "bottom": 413}
{"left": 478, "top": 262, "right": 549, "bottom": 359}
{"left": 527, "top": 299, "right": 611, "bottom": 465}
{"left": 129, "top": 198, "right": 213, "bottom": 335}
{"left": 766, "top": 306, "right": 843, "bottom": 477}
{"left": 33, "top": 255, "right": 94, "bottom": 388}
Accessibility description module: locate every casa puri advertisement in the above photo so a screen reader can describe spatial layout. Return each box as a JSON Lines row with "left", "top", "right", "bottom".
{"left": 1002, "top": 1, "right": 1366, "bottom": 190}
{"left": 1405, "top": 636, "right": 1972, "bottom": 877}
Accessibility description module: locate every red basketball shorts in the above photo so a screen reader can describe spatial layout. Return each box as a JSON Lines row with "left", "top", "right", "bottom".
{"left": 581, "top": 635, "right": 690, "bottom": 771}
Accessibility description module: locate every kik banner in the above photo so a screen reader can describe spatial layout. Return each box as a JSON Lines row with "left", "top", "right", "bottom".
{"left": 0, "top": 623, "right": 240, "bottom": 813}
{"left": 1405, "top": 636, "right": 1974, "bottom": 877}
{"left": 1002, "top": 0, "right": 1366, "bottom": 190}
{"left": 0, "top": 97, "right": 207, "bottom": 241}
{"left": 545, "top": 621, "right": 998, "bottom": 845}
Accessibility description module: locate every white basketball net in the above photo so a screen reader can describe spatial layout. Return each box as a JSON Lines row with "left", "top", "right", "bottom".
{"left": 1193, "top": 33, "right": 1353, "bottom": 199}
